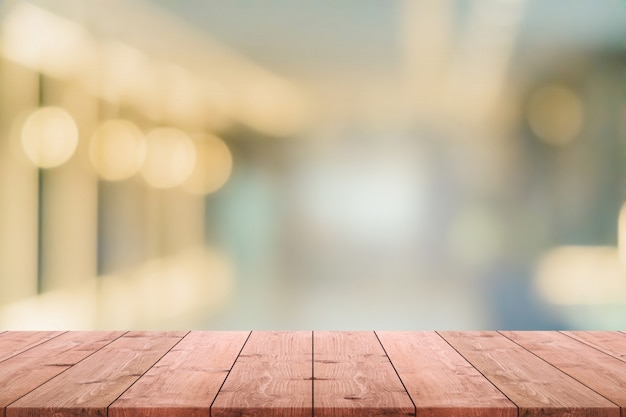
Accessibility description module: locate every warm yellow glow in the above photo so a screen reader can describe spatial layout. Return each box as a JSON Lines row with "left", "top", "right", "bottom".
{"left": 140, "top": 127, "right": 196, "bottom": 188}
{"left": 21, "top": 107, "right": 79, "bottom": 168}
{"left": 200, "top": 79, "right": 234, "bottom": 130}
{"left": 0, "top": 280, "right": 98, "bottom": 330}
{"left": 527, "top": 84, "right": 584, "bottom": 146}
{"left": 236, "top": 79, "right": 313, "bottom": 137}
{"left": 97, "top": 41, "right": 160, "bottom": 121}
{"left": 97, "top": 247, "right": 233, "bottom": 328}
{"left": 184, "top": 135, "right": 233, "bottom": 195}
{"left": 535, "top": 246, "right": 626, "bottom": 305}
{"left": 89, "top": 120, "right": 145, "bottom": 181}
{"left": 160, "top": 63, "right": 204, "bottom": 127}
{"left": 0, "top": 246, "right": 233, "bottom": 329}
{"left": 1, "top": 3, "right": 95, "bottom": 79}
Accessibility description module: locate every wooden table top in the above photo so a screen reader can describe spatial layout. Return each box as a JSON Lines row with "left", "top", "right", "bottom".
{"left": 0, "top": 331, "right": 625, "bottom": 417}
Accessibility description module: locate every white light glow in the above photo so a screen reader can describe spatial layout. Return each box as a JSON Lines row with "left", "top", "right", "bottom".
{"left": 184, "top": 135, "right": 233, "bottom": 195}
{"left": 1, "top": 3, "right": 95, "bottom": 79}
{"left": 535, "top": 246, "right": 626, "bottom": 305}
{"left": 140, "top": 127, "right": 196, "bottom": 188}
{"left": 89, "top": 120, "right": 145, "bottom": 181}
{"left": 21, "top": 107, "right": 79, "bottom": 168}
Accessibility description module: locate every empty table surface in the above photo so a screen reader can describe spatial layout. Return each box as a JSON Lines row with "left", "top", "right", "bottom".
{"left": 1, "top": 331, "right": 625, "bottom": 417}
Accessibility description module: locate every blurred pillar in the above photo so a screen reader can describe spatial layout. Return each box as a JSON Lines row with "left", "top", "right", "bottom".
{"left": 40, "top": 80, "right": 98, "bottom": 292}
{"left": 441, "top": 0, "right": 524, "bottom": 125}
{"left": 0, "top": 60, "right": 39, "bottom": 305}
{"left": 162, "top": 189, "right": 205, "bottom": 254}
{"left": 97, "top": 180, "right": 145, "bottom": 274}
{"left": 401, "top": 0, "right": 453, "bottom": 120}
{"left": 143, "top": 187, "right": 205, "bottom": 260}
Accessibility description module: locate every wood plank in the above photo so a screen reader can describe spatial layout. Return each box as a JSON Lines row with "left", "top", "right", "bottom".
{"left": 503, "top": 331, "right": 626, "bottom": 410}
{"left": 0, "top": 332, "right": 123, "bottom": 417}
{"left": 376, "top": 331, "right": 516, "bottom": 417}
{"left": 109, "top": 331, "right": 249, "bottom": 417}
{"left": 7, "top": 331, "right": 186, "bottom": 417}
{"left": 439, "top": 331, "right": 618, "bottom": 417}
{"left": 0, "top": 332, "right": 64, "bottom": 363}
{"left": 212, "top": 331, "right": 312, "bottom": 417}
{"left": 562, "top": 331, "right": 626, "bottom": 362}
{"left": 314, "top": 331, "right": 414, "bottom": 417}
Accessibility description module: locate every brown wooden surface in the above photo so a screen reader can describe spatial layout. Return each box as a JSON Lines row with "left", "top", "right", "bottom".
{"left": 377, "top": 331, "right": 516, "bottom": 417}
{"left": 562, "top": 331, "right": 626, "bottom": 361}
{"left": 110, "top": 331, "right": 249, "bottom": 417}
{"left": 503, "top": 331, "right": 626, "bottom": 409}
{"left": 6, "top": 331, "right": 186, "bottom": 417}
{"left": 212, "top": 331, "right": 312, "bottom": 417}
{"left": 0, "top": 331, "right": 123, "bottom": 417}
{"left": 314, "top": 331, "right": 414, "bottom": 417}
{"left": 0, "top": 331, "right": 63, "bottom": 363}
{"left": 2, "top": 331, "right": 626, "bottom": 417}
{"left": 440, "top": 331, "right": 619, "bottom": 417}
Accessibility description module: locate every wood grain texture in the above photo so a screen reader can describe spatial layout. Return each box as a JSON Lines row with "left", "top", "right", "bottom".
{"left": 2, "top": 331, "right": 626, "bottom": 417}
{"left": 109, "top": 331, "right": 249, "bottom": 417}
{"left": 377, "top": 331, "right": 516, "bottom": 417}
{"left": 0, "top": 331, "right": 123, "bottom": 417}
{"left": 6, "top": 331, "right": 186, "bottom": 417}
{"left": 503, "top": 331, "right": 626, "bottom": 408}
{"left": 212, "top": 331, "right": 312, "bottom": 417}
{"left": 562, "top": 331, "right": 626, "bottom": 362}
{"left": 439, "top": 331, "right": 618, "bottom": 417}
{"left": 314, "top": 331, "right": 414, "bottom": 417}
{"left": 0, "top": 331, "right": 63, "bottom": 363}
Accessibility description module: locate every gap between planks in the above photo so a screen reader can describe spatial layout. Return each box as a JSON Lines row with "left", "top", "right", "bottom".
{"left": 0, "top": 332, "right": 126, "bottom": 417}
{"left": 501, "top": 331, "right": 626, "bottom": 412}
{"left": 109, "top": 331, "right": 249, "bottom": 417}
{"left": 6, "top": 332, "right": 187, "bottom": 417}
{"left": 3, "top": 332, "right": 626, "bottom": 417}
{"left": 440, "top": 331, "right": 619, "bottom": 417}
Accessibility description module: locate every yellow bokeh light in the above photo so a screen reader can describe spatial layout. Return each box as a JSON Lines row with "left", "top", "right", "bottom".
{"left": 184, "top": 135, "right": 233, "bottom": 195}
{"left": 1, "top": 3, "right": 95, "bottom": 79}
{"left": 89, "top": 120, "right": 145, "bottom": 181}
{"left": 21, "top": 107, "right": 79, "bottom": 168}
{"left": 527, "top": 84, "right": 584, "bottom": 146}
{"left": 140, "top": 127, "right": 196, "bottom": 189}
{"left": 535, "top": 246, "right": 626, "bottom": 305}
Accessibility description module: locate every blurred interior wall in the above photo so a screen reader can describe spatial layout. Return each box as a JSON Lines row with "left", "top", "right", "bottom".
{"left": 40, "top": 79, "right": 98, "bottom": 292}
{"left": 0, "top": 59, "right": 38, "bottom": 304}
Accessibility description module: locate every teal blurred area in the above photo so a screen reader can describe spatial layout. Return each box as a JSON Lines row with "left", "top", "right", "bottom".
{"left": 0, "top": 0, "right": 625, "bottom": 330}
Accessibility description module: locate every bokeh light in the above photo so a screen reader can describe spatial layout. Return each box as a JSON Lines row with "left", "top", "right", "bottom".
{"left": 89, "top": 119, "right": 145, "bottom": 181}
{"left": 1, "top": 3, "right": 95, "bottom": 79}
{"left": 184, "top": 135, "right": 233, "bottom": 195}
{"left": 527, "top": 84, "right": 584, "bottom": 146}
{"left": 1, "top": 0, "right": 624, "bottom": 331}
{"left": 140, "top": 127, "right": 196, "bottom": 188}
{"left": 20, "top": 107, "right": 79, "bottom": 168}
{"left": 535, "top": 246, "right": 626, "bottom": 305}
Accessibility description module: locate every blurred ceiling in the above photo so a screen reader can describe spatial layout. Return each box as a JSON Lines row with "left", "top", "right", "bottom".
{"left": 12, "top": 0, "right": 626, "bottom": 83}
{"left": 1, "top": 0, "right": 624, "bottom": 135}
{"left": 144, "top": 0, "right": 626, "bottom": 80}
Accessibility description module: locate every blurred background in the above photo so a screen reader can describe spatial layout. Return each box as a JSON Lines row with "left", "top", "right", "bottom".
{"left": 0, "top": 0, "right": 625, "bottom": 330}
